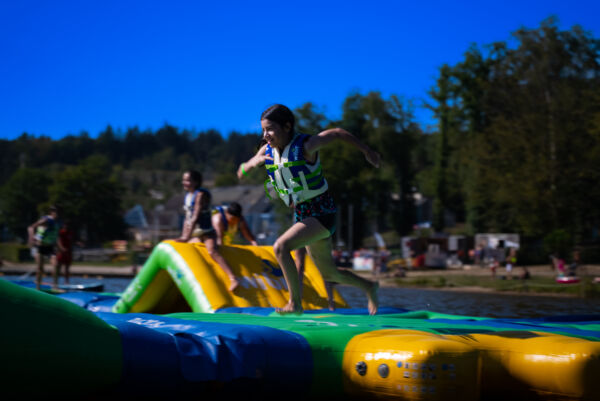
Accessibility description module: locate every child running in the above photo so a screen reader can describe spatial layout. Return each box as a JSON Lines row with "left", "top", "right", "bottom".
{"left": 237, "top": 104, "right": 380, "bottom": 314}
{"left": 175, "top": 170, "right": 239, "bottom": 291}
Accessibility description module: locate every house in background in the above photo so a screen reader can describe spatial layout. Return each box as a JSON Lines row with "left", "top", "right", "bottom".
{"left": 125, "top": 185, "right": 280, "bottom": 245}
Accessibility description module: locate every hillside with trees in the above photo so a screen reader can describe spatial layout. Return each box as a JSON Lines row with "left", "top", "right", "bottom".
{"left": 1, "top": 19, "right": 598, "bottom": 256}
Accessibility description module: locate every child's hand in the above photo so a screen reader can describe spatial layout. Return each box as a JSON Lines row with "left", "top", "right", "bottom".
{"left": 364, "top": 149, "right": 381, "bottom": 168}
{"left": 236, "top": 164, "right": 246, "bottom": 180}
{"left": 237, "top": 156, "right": 273, "bottom": 179}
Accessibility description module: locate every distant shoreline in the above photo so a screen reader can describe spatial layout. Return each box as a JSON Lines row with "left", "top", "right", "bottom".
{"left": 356, "top": 264, "right": 600, "bottom": 298}
{"left": 3, "top": 260, "right": 599, "bottom": 298}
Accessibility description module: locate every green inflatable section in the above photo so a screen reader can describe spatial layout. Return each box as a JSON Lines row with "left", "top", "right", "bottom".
{"left": 0, "top": 280, "right": 123, "bottom": 398}
{"left": 168, "top": 311, "right": 600, "bottom": 397}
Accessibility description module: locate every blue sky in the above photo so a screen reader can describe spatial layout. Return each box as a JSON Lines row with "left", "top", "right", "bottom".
{"left": 1, "top": 0, "right": 599, "bottom": 140}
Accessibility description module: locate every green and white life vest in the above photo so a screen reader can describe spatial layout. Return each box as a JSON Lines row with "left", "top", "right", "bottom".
{"left": 34, "top": 216, "right": 59, "bottom": 245}
{"left": 264, "top": 133, "right": 328, "bottom": 206}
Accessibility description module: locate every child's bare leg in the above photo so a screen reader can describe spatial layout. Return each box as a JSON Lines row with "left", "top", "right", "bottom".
{"left": 273, "top": 220, "right": 330, "bottom": 314}
{"left": 51, "top": 255, "right": 59, "bottom": 289}
{"left": 35, "top": 252, "right": 43, "bottom": 290}
{"left": 307, "top": 237, "right": 379, "bottom": 315}
{"left": 325, "top": 281, "right": 336, "bottom": 311}
{"left": 294, "top": 248, "right": 306, "bottom": 298}
{"left": 65, "top": 262, "right": 70, "bottom": 284}
{"left": 53, "top": 263, "right": 59, "bottom": 289}
{"left": 204, "top": 236, "right": 238, "bottom": 291}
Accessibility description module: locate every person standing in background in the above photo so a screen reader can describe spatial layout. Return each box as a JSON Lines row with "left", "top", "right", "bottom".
{"left": 28, "top": 205, "right": 60, "bottom": 290}
{"left": 55, "top": 219, "right": 74, "bottom": 286}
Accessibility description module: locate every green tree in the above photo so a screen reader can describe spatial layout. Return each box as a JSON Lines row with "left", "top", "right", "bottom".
{"left": 48, "top": 155, "right": 126, "bottom": 245}
{"left": 428, "top": 65, "right": 454, "bottom": 231}
{"left": 0, "top": 168, "right": 52, "bottom": 240}
{"left": 429, "top": 18, "right": 600, "bottom": 240}
{"left": 300, "top": 92, "right": 421, "bottom": 247}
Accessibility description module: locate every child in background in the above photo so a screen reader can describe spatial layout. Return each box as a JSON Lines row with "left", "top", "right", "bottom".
{"left": 175, "top": 170, "right": 239, "bottom": 291}
{"left": 28, "top": 205, "right": 60, "bottom": 290}
{"left": 55, "top": 219, "right": 74, "bottom": 286}
{"left": 212, "top": 202, "right": 258, "bottom": 246}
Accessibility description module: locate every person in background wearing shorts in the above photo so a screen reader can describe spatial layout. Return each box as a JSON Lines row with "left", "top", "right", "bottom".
{"left": 174, "top": 170, "right": 239, "bottom": 291}
{"left": 28, "top": 205, "right": 60, "bottom": 290}
{"left": 238, "top": 104, "right": 380, "bottom": 314}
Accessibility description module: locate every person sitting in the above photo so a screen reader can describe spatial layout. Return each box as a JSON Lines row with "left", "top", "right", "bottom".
{"left": 568, "top": 250, "right": 580, "bottom": 277}
{"left": 211, "top": 202, "right": 258, "bottom": 246}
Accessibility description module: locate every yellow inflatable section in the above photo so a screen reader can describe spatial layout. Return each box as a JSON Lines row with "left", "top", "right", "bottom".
{"left": 342, "top": 329, "right": 600, "bottom": 401}
{"left": 113, "top": 240, "right": 348, "bottom": 313}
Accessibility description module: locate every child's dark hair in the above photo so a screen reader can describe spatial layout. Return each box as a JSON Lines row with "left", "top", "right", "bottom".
{"left": 185, "top": 170, "right": 203, "bottom": 188}
{"left": 227, "top": 202, "right": 242, "bottom": 217}
{"left": 261, "top": 104, "right": 295, "bottom": 132}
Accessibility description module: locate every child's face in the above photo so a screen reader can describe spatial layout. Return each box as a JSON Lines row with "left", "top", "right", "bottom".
{"left": 261, "top": 119, "right": 291, "bottom": 149}
{"left": 182, "top": 172, "right": 195, "bottom": 191}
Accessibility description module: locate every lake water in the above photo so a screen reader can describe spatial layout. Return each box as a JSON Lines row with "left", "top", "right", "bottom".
{"left": 70, "top": 276, "right": 600, "bottom": 318}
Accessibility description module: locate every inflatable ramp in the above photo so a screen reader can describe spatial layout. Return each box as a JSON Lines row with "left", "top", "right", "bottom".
{"left": 113, "top": 241, "right": 347, "bottom": 313}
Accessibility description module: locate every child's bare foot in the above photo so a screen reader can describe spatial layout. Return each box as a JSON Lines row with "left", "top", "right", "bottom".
{"left": 367, "top": 281, "right": 379, "bottom": 315}
{"left": 228, "top": 276, "right": 239, "bottom": 292}
{"left": 276, "top": 301, "right": 303, "bottom": 315}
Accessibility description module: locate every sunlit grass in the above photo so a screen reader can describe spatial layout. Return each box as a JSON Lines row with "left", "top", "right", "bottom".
{"left": 393, "top": 274, "right": 600, "bottom": 298}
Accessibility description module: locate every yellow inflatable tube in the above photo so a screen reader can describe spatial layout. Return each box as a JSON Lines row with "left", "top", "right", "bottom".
{"left": 342, "top": 329, "right": 600, "bottom": 400}
{"left": 343, "top": 329, "right": 481, "bottom": 401}
{"left": 452, "top": 330, "right": 600, "bottom": 400}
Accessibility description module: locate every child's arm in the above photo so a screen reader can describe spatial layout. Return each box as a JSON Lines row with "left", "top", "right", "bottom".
{"left": 178, "top": 192, "right": 203, "bottom": 242}
{"left": 239, "top": 217, "right": 258, "bottom": 246}
{"left": 27, "top": 217, "right": 46, "bottom": 246}
{"left": 212, "top": 213, "right": 226, "bottom": 246}
{"left": 57, "top": 231, "right": 66, "bottom": 253}
{"left": 237, "top": 144, "right": 271, "bottom": 179}
{"left": 304, "top": 128, "right": 381, "bottom": 168}
{"left": 178, "top": 220, "right": 193, "bottom": 242}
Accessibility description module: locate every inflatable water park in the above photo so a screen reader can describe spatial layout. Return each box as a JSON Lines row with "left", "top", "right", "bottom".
{"left": 2, "top": 240, "right": 599, "bottom": 400}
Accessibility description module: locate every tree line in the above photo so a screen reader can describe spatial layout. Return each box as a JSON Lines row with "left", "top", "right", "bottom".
{"left": 426, "top": 17, "right": 600, "bottom": 250}
{"left": 1, "top": 18, "right": 598, "bottom": 253}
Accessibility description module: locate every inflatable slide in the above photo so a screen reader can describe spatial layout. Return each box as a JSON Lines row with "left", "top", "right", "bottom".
{"left": 113, "top": 240, "right": 348, "bottom": 313}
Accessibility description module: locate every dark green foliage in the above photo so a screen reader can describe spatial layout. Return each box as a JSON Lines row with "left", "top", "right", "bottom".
{"left": 47, "top": 155, "right": 127, "bottom": 246}
{"left": 0, "top": 168, "right": 52, "bottom": 240}
{"left": 302, "top": 92, "right": 422, "bottom": 247}
{"left": 426, "top": 18, "right": 600, "bottom": 241}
